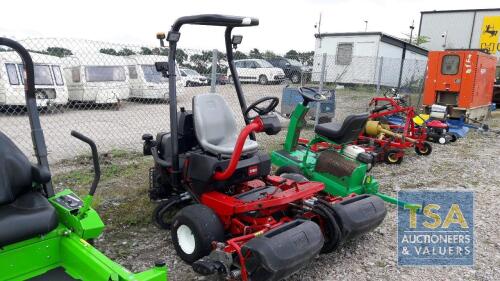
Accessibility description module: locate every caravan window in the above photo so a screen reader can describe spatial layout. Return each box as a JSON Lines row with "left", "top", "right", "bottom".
{"left": 336, "top": 43, "right": 353, "bottom": 65}
{"left": 85, "top": 66, "right": 126, "bottom": 82}
{"left": 52, "top": 66, "right": 64, "bottom": 86}
{"left": 18, "top": 64, "right": 54, "bottom": 85}
{"left": 441, "top": 55, "right": 460, "bottom": 75}
{"left": 6, "top": 63, "right": 19, "bottom": 85}
{"left": 141, "top": 65, "right": 166, "bottom": 83}
{"left": 128, "top": 65, "right": 138, "bottom": 79}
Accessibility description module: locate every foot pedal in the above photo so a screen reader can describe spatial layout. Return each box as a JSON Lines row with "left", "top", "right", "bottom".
{"left": 192, "top": 259, "right": 225, "bottom": 275}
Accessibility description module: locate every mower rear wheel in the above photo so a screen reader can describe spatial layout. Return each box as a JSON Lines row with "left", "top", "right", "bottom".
{"left": 415, "top": 142, "right": 432, "bottom": 156}
{"left": 171, "top": 204, "right": 225, "bottom": 263}
{"left": 383, "top": 149, "right": 403, "bottom": 164}
{"left": 312, "top": 202, "right": 342, "bottom": 253}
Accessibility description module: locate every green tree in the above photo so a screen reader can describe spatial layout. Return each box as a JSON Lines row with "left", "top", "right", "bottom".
{"left": 401, "top": 33, "right": 430, "bottom": 45}
{"left": 263, "top": 50, "right": 277, "bottom": 59}
{"left": 152, "top": 47, "right": 168, "bottom": 56}
{"left": 140, "top": 47, "right": 153, "bottom": 55}
{"left": 249, "top": 48, "right": 262, "bottom": 59}
{"left": 0, "top": 47, "right": 8, "bottom": 52}
{"left": 176, "top": 48, "right": 188, "bottom": 65}
{"left": 234, "top": 50, "right": 247, "bottom": 59}
{"left": 117, "top": 48, "right": 136, "bottom": 56}
{"left": 46, "top": 47, "right": 73, "bottom": 57}
{"left": 285, "top": 50, "right": 299, "bottom": 61}
{"left": 99, "top": 48, "right": 118, "bottom": 56}
{"left": 297, "top": 51, "right": 314, "bottom": 66}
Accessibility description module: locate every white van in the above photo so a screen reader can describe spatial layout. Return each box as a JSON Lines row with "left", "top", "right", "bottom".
{"left": 62, "top": 53, "right": 130, "bottom": 105}
{"left": 0, "top": 51, "right": 68, "bottom": 108}
{"left": 229, "top": 59, "right": 285, "bottom": 85}
{"left": 127, "top": 55, "right": 184, "bottom": 101}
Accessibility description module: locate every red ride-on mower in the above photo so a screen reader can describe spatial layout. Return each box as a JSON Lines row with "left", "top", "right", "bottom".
{"left": 141, "top": 15, "right": 387, "bottom": 281}
{"left": 357, "top": 89, "right": 433, "bottom": 164}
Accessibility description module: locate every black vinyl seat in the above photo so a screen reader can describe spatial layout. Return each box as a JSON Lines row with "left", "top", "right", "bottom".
{"left": 0, "top": 132, "right": 58, "bottom": 247}
{"left": 314, "top": 113, "right": 369, "bottom": 144}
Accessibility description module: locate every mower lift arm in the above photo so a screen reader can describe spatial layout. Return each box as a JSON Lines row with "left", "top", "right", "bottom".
{"left": 213, "top": 118, "right": 265, "bottom": 181}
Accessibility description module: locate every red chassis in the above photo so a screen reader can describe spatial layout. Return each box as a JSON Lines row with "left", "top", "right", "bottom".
{"left": 357, "top": 96, "right": 431, "bottom": 164}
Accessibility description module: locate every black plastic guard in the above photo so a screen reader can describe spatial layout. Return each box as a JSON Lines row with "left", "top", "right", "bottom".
{"left": 331, "top": 194, "right": 386, "bottom": 241}
{"left": 242, "top": 219, "right": 324, "bottom": 281}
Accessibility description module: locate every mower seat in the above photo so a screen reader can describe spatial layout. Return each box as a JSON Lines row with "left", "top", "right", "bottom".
{"left": 0, "top": 132, "right": 58, "bottom": 247}
{"left": 315, "top": 113, "right": 369, "bottom": 144}
{"left": 193, "top": 94, "right": 259, "bottom": 157}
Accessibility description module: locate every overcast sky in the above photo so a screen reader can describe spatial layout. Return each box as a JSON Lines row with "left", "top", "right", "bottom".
{"left": 0, "top": 0, "right": 498, "bottom": 53}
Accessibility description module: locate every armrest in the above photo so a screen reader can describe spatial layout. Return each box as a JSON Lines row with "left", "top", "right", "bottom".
{"left": 31, "top": 165, "right": 51, "bottom": 184}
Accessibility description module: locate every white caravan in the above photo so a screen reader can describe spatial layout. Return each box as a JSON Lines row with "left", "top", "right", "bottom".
{"left": 0, "top": 51, "right": 68, "bottom": 108}
{"left": 62, "top": 53, "right": 130, "bottom": 104}
{"left": 127, "top": 55, "right": 184, "bottom": 101}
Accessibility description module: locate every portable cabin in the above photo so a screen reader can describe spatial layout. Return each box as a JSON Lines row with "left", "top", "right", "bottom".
{"left": 126, "top": 55, "right": 183, "bottom": 101}
{"left": 62, "top": 54, "right": 130, "bottom": 104}
{"left": 0, "top": 51, "right": 68, "bottom": 108}
{"left": 312, "top": 32, "right": 428, "bottom": 87}
{"left": 422, "top": 50, "right": 497, "bottom": 120}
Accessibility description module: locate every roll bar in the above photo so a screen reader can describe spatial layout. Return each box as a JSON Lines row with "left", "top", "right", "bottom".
{"left": 166, "top": 15, "right": 258, "bottom": 189}
{"left": 0, "top": 37, "right": 55, "bottom": 197}
{"left": 170, "top": 14, "right": 258, "bottom": 31}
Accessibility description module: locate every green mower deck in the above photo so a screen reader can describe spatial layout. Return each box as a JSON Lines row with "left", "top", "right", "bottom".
{"left": 0, "top": 190, "right": 167, "bottom": 281}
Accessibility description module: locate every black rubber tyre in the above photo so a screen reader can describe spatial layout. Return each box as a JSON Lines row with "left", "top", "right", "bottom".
{"left": 383, "top": 149, "right": 403, "bottom": 165}
{"left": 275, "top": 165, "right": 308, "bottom": 182}
{"left": 275, "top": 165, "right": 304, "bottom": 176}
{"left": 171, "top": 204, "right": 225, "bottom": 264}
{"left": 449, "top": 134, "right": 458, "bottom": 142}
{"left": 258, "top": 75, "right": 268, "bottom": 85}
{"left": 312, "top": 202, "right": 342, "bottom": 253}
{"left": 415, "top": 142, "right": 432, "bottom": 156}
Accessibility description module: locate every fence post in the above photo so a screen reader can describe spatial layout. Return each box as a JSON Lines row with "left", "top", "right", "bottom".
{"left": 376, "top": 57, "right": 384, "bottom": 95}
{"left": 315, "top": 53, "right": 327, "bottom": 125}
{"left": 210, "top": 49, "right": 218, "bottom": 93}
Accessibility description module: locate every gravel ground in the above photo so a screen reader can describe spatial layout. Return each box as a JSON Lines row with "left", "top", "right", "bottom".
{"left": 49, "top": 89, "right": 500, "bottom": 281}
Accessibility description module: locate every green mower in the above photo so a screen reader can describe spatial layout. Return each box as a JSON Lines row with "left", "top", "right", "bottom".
{"left": 0, "top": 38, "right": 166, "bottom": 281}
{"left": 271, "top": 87, "right": 403, "bottom": 206}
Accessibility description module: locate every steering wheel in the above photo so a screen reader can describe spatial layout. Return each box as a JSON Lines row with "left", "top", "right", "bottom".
{"left": 244, "top": 96, "right": 279, "bottom": 120}
{"left": 298, "top": 87, "right": 328, "bottom": 103}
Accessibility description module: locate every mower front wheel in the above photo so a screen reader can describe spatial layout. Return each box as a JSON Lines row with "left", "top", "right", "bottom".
{"left": 171, "top": 204, "right": 225, "bottom": 263}
{"left": 415, "top": 142, "right": 432, "bottom": 156}
{"left": 383, "top": 149, "right": 403, "bottom": 165}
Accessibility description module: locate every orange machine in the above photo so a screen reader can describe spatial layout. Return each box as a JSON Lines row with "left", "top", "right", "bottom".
{"left": 422, "top": 50, "right": 497, "bottom": 120}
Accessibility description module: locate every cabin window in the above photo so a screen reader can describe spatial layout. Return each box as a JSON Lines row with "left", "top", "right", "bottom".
{"left": 52, "top": 66, "right": 64, "bottom": 86}
{"left": 142, "top": 65, "right": 166, "bottom": 83}
{"left": 336, "top": 43, "right": 353, "bottom": 65}
{"left": 441, "top": 55, "right": 460, "bottom": 75}
{"left": 6, "top": 63, "right": 20, "bottom": 85}
{"left": 72, "top": 68, "right": 81, "bottom": 83}
{"left": 128, "top": 65, "right": 138, "bottom": 79}
{"left": 85, "top": 66, "right": 126, "bottom": 82}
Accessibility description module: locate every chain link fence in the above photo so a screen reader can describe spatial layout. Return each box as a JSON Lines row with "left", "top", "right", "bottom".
{"left": 0, "top": 38, "right": 427, "bottom": 163}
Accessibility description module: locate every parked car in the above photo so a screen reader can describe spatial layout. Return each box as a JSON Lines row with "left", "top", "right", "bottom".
{"left": 267, "top": 57, "right": 312, "bottom": 84}
{"left": 229, "top": 59, "right": 285, "bottom": 85}
{"left": 180, "top": 68, "right": 209, "bottom": 87}
{"left": 204, "top": 73, "right": 228, "bottom": 85}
